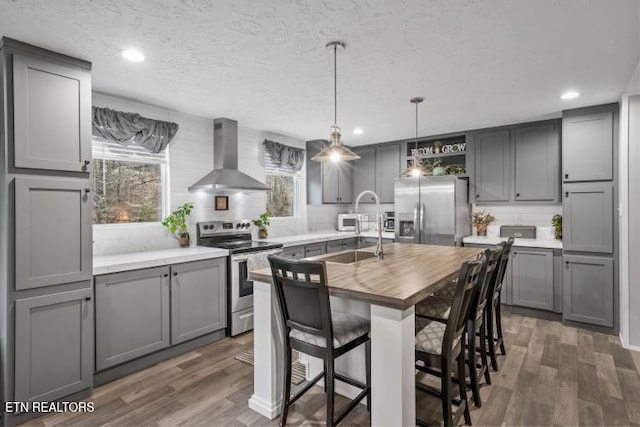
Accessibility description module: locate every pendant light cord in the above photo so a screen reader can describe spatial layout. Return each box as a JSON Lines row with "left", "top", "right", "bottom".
{"left": 334, "top": 44, "right": 338, "bottom": 127}
{"left": 415, "top": 100, "right": 418, "bottom": 152}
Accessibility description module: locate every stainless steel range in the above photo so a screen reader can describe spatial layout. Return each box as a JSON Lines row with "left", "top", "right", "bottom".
{"left": 197, "top": 220, "right": 283, "bottom": 336}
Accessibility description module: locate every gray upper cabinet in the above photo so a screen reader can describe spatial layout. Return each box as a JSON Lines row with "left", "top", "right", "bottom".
{"left": 473, "top": 129, "right": 510, "bottom": 202}
{"left": 562, "top": 109, "right": 614, "bottom": 182}
{"left": 15, "top": 287, "right": 93, "bottom": 402}
{"left": 95, "top": 267, "right": 170, "bottom": 371}
{"left": 514, "top": 122, "right": 560, "bottom": 201}
{"left": 323, "top": 161, "right": 353, "bottom": 203}
{"left": 511, "top": 249, "right": 554, "bottom": 311}
{"left": 352, "top": 147, "right": 375, "bottom": 203}
{"left": 563, "top": 182, "right": 613, "bottom": 253}
{"left": 376, "top": 144, "right": 400, "bottom": 203}
{"left": 563, "top": 255, "right": 614, "bottom": 327}
{"left": 171, "top": 258, "right": 226, "bottom": 345}
{"left": 11, "top": 49, "right": 91, "bottom": 172}
{"left": 352, "top": 144, "right": 400, "bottom": 204}
{"left": 15, "top": 176, "right": 92, "bottom": 290}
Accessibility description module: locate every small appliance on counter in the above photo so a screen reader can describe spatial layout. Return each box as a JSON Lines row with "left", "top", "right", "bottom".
{"left": 383, "top": 211, "right": 395, "bottom": 232}
{"left": 337, "top": 213, "right": 368, "bottom": 231}
{"left": 500, "top": 225, "right": 536, "bottom": 239}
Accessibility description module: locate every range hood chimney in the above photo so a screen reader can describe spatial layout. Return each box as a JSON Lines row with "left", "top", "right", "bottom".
{"left": 188, "top": 118, "right": 269, "bottom": 192}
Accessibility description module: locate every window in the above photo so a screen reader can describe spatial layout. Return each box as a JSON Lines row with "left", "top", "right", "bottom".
{"left": 91, "top": 139, "right": 168, "bottom": 224}
{"left": 265, "top": 150, "right": 300, "bottom": 218}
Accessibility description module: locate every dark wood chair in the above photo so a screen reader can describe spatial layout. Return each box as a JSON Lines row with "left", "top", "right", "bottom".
{"left": 268, "top": 255, "right": 371, "bottom": 427}
{"left": 486, "top": 237, "right": 514, "bottom": 371}
{"left": 415, "top": 247, "right": 501, "bottom": 408}
{"left": 415, "top": 257, "right": 486, "bottom": 427}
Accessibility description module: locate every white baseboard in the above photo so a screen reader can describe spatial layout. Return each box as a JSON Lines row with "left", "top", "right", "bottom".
{"left": 248, "top": 394, "right": 281, "bottom": 420}
{"left": 620, "top": 333, "right": 640, "bottom": 352}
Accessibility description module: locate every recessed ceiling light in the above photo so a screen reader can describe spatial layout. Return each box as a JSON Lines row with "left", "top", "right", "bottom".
{"left": 561, "top": 91, "right": 580, "bottom": 100}
{"left": 353, "top": 128, "right": 364, "bottom": 135}
{"left": 121, "top": 48, "right": 145, "bottom": 62}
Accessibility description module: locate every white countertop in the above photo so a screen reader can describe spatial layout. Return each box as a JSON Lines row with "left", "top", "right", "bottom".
{"left": 260, "top": 230, "right": 395, "bottom": 247}
{"left": 94, "top": 246, "right": 229, "bottom": 275}
{"left": 463, "top": 235, "right": 562, "bottom": 249}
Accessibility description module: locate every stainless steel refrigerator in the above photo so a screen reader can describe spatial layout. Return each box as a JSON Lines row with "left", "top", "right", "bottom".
{"left": 394, "top": 175, "right": 471, "bottom": 246}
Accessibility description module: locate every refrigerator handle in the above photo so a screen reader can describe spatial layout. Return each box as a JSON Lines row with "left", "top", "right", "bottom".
{"left": 420, "top": 203, "right": 426, "bottom": 244}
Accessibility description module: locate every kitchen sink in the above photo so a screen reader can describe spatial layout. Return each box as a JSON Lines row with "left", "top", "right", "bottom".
{"left": 321, "top": 250, "right": 377, "bottom": 264}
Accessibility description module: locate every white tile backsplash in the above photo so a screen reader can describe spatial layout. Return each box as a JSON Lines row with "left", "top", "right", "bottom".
{"left": 92, "top": 92, "right": 307, "bottom": 255}
{"left": 471, "top": 203, "right": 562, "bottom": 238}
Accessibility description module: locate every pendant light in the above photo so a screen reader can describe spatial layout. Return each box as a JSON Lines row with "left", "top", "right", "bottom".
{"left": 401, "top": 96, "right": 427, "bottom": 177}
{"left": 311, "top": 41, "right": 360, "bottom": 162}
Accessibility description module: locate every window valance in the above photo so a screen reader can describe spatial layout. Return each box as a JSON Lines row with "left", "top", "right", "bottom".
{"left": 92, "top": 106, "right": 179, "bottom": 153}
{"left": 263, "top": 139, "right": 305, "bottom": 173}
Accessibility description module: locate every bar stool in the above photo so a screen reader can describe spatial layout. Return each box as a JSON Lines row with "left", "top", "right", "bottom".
{"left": 415, "top": 258, "right": 486, "bottom": 427}
{"left": 415, "top": 247, "right": 502, "bottom": 407}
{"left": 486, "top": 237, "right": 514, "bottom": 371}
{"left": 268, "top": 255, "right": 371, "bottom": 427}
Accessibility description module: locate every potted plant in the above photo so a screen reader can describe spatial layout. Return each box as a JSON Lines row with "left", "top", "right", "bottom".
{"left": 552, "top": 214, "right": 562, "bottom": 240}
{"left": 431, "top": 159, "right": 446, "bottom": 176}
{"left": 253, "top": 211, "right": 272, "bottom": 239}
{"left": 161, "top": 202, "right": 194, "bottom": 247}
{"left": 472, "top": 210, "right": 496, "bottom": 236}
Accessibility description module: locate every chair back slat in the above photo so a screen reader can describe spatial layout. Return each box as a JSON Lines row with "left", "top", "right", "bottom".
{"left": 492, "top": 237, "right": 515, "bottom": 298}
{"left": 443, "top": 258, "right": 485, "bottom": 352}
{"left": 473, "top": 247, "right": 502, "bottom": 319}
{"left": 268, "top": 255, "right": 333, "bottom": 343}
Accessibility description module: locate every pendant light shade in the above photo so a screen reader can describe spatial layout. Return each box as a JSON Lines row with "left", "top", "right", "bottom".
{"left": 401, "top": 96, "right": 428, "bottom": 177}
{"left": 311, "top": 41, "right": 360, "bottom": 162}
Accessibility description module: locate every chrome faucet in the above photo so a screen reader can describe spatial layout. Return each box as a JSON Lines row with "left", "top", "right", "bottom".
{"left": 355, "top": 190, "right": 384, "bottom": 260}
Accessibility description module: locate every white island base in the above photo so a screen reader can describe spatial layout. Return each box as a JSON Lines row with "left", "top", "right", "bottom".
{"left": 248, "top": 279, "right": 417, "bottom": 426}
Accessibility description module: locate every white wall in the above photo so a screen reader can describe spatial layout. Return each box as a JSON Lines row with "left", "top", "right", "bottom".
{"left": 92, "top": 92, "right": 307, "bottom": 255}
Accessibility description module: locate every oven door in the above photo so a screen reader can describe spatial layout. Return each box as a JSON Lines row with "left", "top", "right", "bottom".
{"left": 230, "top": 248, "right": 282, "bottom": 313}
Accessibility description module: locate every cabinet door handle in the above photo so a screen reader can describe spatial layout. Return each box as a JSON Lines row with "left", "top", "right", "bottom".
{"left": 516, "top": 193, "right": 520, "bottom": 198}
{"left": 85, "top": 188, "right": 91, "bottom": 193}
{"left": 163, "top": 273, "right": 169, "bottom": 277}
{"left": 476, "top": 194, "right": 480, "bottom": 199}
{"left": 513, "top": 252, "right": 518, "bottom": 256}
{"left": 84, "top": 160, "right": 91, "bottom": 166}
{"left": 173, "top": 272, "right": 178, "bottom": 276}
{"left": 565, "top": 191, "right": 569, "bottom": 197}
{"left": 564, "top": 173, "right": 569, "bottom": 179}
{"left": 85, "top": 296, "right": 92, "bottom": 301}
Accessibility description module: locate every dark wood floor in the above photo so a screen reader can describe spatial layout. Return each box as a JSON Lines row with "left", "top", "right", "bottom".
{"left": 21, "top": 313, "right": 640, "bottom": 426}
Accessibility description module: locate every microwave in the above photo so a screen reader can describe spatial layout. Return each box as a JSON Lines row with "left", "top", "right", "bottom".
{"left": 337, "top": 214, "right": 369, "bottom": 231}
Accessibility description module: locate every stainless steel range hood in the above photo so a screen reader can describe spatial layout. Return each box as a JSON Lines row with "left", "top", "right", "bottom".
{"left": 188, "top": 118, "right": 269, "bottom": 192}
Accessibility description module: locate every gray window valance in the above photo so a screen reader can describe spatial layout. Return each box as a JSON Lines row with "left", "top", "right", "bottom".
{"left": 92, "top": 106, "right": 179, "bottom": 153}
{"left": 263, "top": 139, "right": 305, "bottom": 172}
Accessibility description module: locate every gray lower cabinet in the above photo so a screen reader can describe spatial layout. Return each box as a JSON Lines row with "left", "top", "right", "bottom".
{"left": 473, "top": 129, "right": 510, "bottom": 202}
{"left": 305, "top": 242, "right": 327, "bottom": 257}
{"left": 563, "top": 182, "right": 613, "bottom": 253}
{"left": 281, "top": 245, "right": 305, "bottom": 259}
{"left": 514, "top": 122, "right": 560, "bottom": 201}
{"left": 15, "top": 287, "right": 93, "bottom": 402}
{"left": 327, "top": 238, "right": 359, "bottom": 253}
{"left": 562, "top": 109, "right": 614, "bottom": 182}
{"left": 8, "top": 42, "right": 92, "bottom": 172}
{"left": 171, "top": 258, "right": 226, "bottom": 345}
{"left": 563, "top": 255, "right": 614, "bottom": 327}
{"left": 15, "top": 176, "right": 92, "bottom": 290}
{"left": 95, "top": 266, "right": 170, "bottom": 370}
{"left": 322, "top": 161, "right": 353, "bottom": 203}
{"left": 511, "top": 249, "right": 554, "bottom": 311}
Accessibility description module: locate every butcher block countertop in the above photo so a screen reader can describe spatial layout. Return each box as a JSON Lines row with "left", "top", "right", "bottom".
{"left": 249, "top": 242, "right": 483, "bottom": 310}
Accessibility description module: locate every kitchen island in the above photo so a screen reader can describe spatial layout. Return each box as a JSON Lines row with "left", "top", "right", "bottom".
{"left": 248, "top": 242, "right": 483, "bottom": 426}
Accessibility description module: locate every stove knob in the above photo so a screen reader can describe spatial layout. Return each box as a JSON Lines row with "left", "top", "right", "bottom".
{"left": 203, "top": 224, "right": 209, "bottom": 230}
{"left": 244, "top": 223, "right": 250, "bottom": 228}
{"left": 236, "top": 223, "right": 241, "bottom": 229}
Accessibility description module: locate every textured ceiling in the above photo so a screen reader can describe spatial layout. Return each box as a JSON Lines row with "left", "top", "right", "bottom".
{"left": 0, "top": 0, "right": 638, "bottom": 145}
